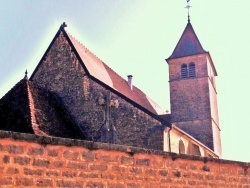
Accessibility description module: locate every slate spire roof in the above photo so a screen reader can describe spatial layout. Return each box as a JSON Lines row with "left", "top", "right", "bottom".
{"left": 168, "top": 22, "right": 206, "bottom": 59}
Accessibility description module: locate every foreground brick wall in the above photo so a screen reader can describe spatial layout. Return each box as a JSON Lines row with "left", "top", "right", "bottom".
{"left": 0, "top": 131, "right": 249, "bottom": 188}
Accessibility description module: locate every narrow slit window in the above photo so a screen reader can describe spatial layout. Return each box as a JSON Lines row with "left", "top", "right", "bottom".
{"left": 189, "top": 63, "right": 196, "bottom": 77}
{"left": 179, "top": 139, "right": 185, "bottom": 154}
{"left": 181, "top": 64, "right": 188, "bottom": 78}
{"left": 191, "top": 143, "right": 201, "bottom": 156}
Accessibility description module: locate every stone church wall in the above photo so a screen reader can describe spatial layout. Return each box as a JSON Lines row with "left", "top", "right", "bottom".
{"left": 32, "top": 32, "right": 164, "bottom": 150}
{"left": 0, "top": 131, "right": 249, "bottom": 188}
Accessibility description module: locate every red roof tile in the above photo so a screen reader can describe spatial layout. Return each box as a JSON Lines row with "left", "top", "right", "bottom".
{"left": 66, "top": 31, "right": 166, "bottom": 116}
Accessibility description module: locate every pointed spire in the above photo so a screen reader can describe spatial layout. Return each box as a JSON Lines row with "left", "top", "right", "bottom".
{"left": 24, "top": 69, "right": 28, "bottom": 80}
{"left": 166, "top": 1, "right": 208, "bottom": 59}
{"left": 168, "top": 22, "right": 206, "bottom": 59}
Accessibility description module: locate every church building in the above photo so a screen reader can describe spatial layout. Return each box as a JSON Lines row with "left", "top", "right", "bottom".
{"left": 0, "top": 15, "right": 221, "bottom": 157}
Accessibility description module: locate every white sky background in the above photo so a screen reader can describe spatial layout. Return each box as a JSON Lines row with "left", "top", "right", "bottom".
{"left": 1, "top": 0, "right": 250, "bottom": 162}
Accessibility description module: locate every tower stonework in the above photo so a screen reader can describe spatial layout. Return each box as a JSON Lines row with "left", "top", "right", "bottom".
{"left": 167, "top": 22, "right": 222, "bottom": 156}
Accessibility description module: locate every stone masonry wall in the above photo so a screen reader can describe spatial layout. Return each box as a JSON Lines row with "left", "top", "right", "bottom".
{"left": 0, "top": 131, "right": 249, "bottom": 188}
{"left": 169, "top": 76, "right": 214, "bottom": 150}
{"left": 170, "top": 77, "right": 211, "bottom": 122}
{"left": 32, "top": 31, "right": 163, "bottom": 150}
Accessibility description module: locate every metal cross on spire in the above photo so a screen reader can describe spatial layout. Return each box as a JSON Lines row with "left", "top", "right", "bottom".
{"left": 185, "top": 0, "right": 192, "bottom": 23}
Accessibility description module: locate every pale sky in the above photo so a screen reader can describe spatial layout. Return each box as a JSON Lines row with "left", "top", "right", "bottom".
{"left": 1, "top": 0, "right": 250, "bottom": 162}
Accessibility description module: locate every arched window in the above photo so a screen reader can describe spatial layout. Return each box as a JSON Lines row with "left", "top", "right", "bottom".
{"left": 181, "top": 64, "right": 188, "bottom": 78}
{"left": 189, "top": 63, "right": 196, "bottom": 77}
{"left": 179, "top": 139, "right": 185, "bottom": 154}
{"left": 189, "top": 143, "right": 201, "bottom": 156}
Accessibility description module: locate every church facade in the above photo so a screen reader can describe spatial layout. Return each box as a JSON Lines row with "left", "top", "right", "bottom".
{"left": 0, "top": 19, "right": 221, "bottom": 157}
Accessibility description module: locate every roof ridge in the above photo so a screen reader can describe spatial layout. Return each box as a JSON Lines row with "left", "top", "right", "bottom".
{"left": 66, "top": 32, "right": 104, "bottom": 64}
{"left": 26, "top": 80, "right": 47, "bottom": 136}
{"left": 26, "top": 80, "right": 86, "bottom": 138}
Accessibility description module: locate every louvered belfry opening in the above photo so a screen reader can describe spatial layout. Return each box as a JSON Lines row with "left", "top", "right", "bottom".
{"left": 181, "top": 63, "right": 196, "bottom": 78}
{"left": 189, "top": 63, "right": 196, "bottom": 77}
{"left": 181, "top": 64, "right": 188, "bottom": 78}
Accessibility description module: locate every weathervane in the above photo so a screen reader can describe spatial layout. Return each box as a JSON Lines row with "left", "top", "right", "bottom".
{"left": 185, "top": 0, "right": 191, "bottom": 23}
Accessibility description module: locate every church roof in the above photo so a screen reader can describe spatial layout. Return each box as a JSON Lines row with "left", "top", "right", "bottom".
{"left": 168, "top": 22, "right": 206, "bottom": 59}
{"left": 0, "top": 77, "right": 84, "bottom": 139}
{"left": 31, "top": 25, "right": 167, "bottom": 121}
{"left": 66, "top": 31, "right": 166, "bottom": 116}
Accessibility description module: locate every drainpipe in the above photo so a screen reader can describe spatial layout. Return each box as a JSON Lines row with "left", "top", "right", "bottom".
{"left": 165, "top": 126, "right": 172, "bottom": 153}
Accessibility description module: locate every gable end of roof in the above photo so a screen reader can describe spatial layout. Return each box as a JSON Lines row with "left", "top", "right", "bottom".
{"left": 30, "top": 24, "right": 170, "bottom": 126}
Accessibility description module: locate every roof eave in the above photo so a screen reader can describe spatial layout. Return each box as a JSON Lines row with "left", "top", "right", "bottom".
{"left": 172, "top": 125, "right": 219, "bottom": 158}
{"left": 166, "top": 51, "right": 208, "bottom": 62}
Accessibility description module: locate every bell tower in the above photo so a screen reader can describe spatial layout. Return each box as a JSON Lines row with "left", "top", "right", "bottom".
{"left": 166, "top": 12, "right": 221, "bottom": 156}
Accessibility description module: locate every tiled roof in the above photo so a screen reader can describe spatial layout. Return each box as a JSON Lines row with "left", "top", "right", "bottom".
{"left": 0, "top": 78, "right": 84, "bottom": 139}
{"left": 66, "top": 31, "right": 166, "bottom": 116}
{"left": 67, "top": 34, "right": 114, "bottom": 88}
{"left": 168, "top": 22, "right": 206, "bottom": 59}
{"left": 0, "top": 78, "right": 33, "bottom": 133}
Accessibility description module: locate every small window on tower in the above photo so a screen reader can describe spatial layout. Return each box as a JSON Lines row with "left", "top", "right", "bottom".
{"left": 181, "top": 64, "right": 188, "bottom": 78}
{"left": 189, "top": 63, "right": 196, "bottom": 77}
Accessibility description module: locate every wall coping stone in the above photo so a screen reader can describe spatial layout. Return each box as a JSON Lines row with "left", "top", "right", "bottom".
{"left": 0, "top": 130, "right": 249, "bottom": 167}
